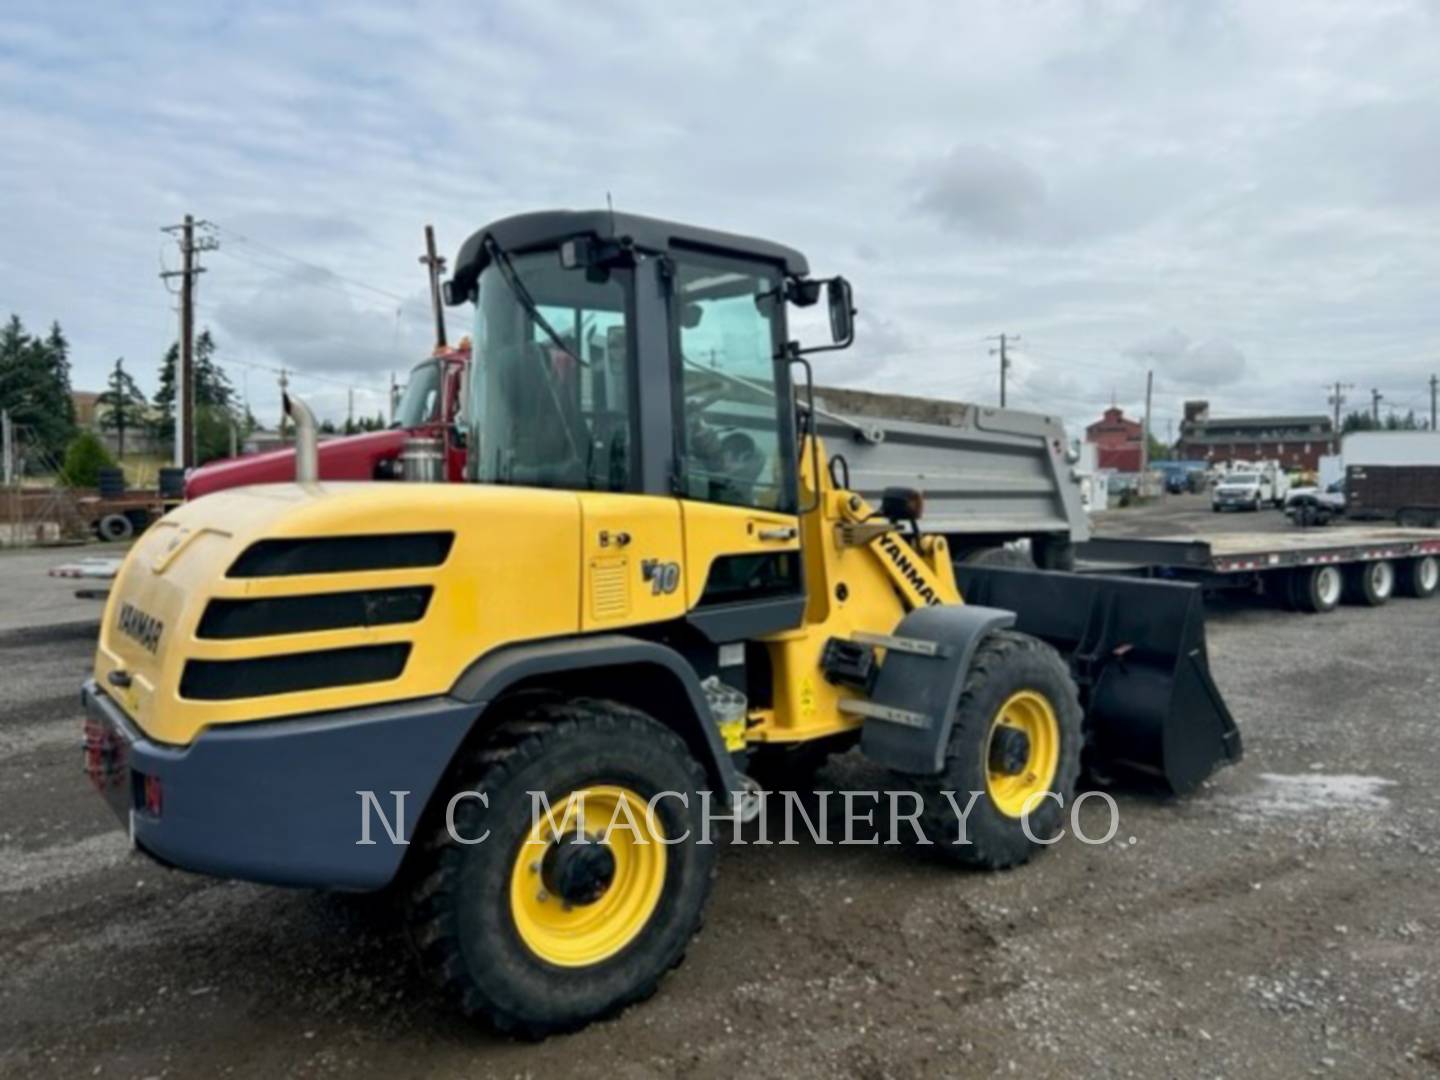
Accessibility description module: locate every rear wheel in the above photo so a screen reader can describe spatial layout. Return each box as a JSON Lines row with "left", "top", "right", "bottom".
{"left": 1397, "top": 555, "right": 1439, "bottom": 599}
{"left": 915, "top": 631, "right": 1082, "bottom": 869}
{"left": 1288, "top": 564, "right": 1343, "bottom": 613}
{"left": 1344, "top": 560, "right": 1394, "bottom": 606}
{"left": 407, "top": 701, "right": 715, "bottom": 1037}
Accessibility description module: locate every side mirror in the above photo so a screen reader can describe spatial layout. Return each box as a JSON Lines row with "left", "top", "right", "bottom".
{"left": 827, "top": 277, "right": 855, "bottom": 346}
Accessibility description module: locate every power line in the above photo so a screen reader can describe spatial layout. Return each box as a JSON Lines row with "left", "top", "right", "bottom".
{"left": 214, "top": 246, "right": 413, "bottom": 317}
{"left": 207, "top": 222, "right": 410, "bottom": 304}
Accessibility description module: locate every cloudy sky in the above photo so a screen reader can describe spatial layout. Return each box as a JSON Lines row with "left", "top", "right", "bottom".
{"left": 4, "top": 0, "right": 1440, "bottom": 438}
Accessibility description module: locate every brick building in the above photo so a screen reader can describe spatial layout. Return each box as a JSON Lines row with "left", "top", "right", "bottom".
{"left": 1175, "top": 400, "right": 1336, "bottom": 470}
{"left": 1085, "top": 406, "right": 1144, "bottom": 471}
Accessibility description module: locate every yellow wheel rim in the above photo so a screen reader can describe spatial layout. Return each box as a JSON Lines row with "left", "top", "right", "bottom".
{"left": 509, "top": 785, "right": 667, "bottom": 968}
{"left": 985, "top": 690, "right": 1061, "bottom": 819}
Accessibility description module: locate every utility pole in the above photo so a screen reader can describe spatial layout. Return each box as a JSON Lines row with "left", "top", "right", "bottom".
{"left": 419, "top": 225, "right": 448, "bottom": 350}
{"left": 986, "top": 333, "right": 1018, "bottom": 407}
{"left": 1327, "top": 381, "right": 1353, "bottom": 448}
{"left": 1, "top": 410, "right": 12, "bottom": 487}
{"left": 1430, "top": 373, "right": 1438, "bottom": 432}
{"left": 1141, "top": 369, "right": 1154, "bottom": 478}
{"left": 160, "top": 215, "right": 218, "bottom": 468}
{"left": 347, "top": 387, "right": 354, "bottom": 433}
{"left": 1371, "top": 387, "right": 1383, "bottom": 425}
{"left": 278, "top": 368, "right": 289, "bottom": 444}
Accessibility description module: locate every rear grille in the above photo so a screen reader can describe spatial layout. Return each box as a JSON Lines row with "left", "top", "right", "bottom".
{"left": 228, "top": 533, "right": 453, "bottom": 578}
{"left": 179, "top": 643, "right": 411, "bottom": 701}
{"left": 196, "top": 587, "right": 432, "bottom": 639}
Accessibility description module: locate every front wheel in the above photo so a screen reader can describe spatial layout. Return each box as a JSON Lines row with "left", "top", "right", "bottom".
{"left": 915, "top": 631, "right": 1082, "bottom": 870}
{"left": 407, "top": 701, "right": 715, "bottom": 1037}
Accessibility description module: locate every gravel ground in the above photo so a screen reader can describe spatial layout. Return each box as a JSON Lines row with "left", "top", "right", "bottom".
{"left": 0, "top": 544, "right": 126, "bottom": 635}
{"left": 2, "top": 503, "right": 1438, "bottom": 1078}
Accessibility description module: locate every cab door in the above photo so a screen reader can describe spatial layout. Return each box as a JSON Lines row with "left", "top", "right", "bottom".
{"left": 670, "top": 251, "right": 805, "bottom": 639}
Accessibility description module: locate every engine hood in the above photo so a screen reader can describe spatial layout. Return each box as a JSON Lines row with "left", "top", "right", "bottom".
{"left": 93, "top": 482, "right": 583, "bottom": 745}
{"left": 185, "top": 429, "right": 412, "bottom": 499}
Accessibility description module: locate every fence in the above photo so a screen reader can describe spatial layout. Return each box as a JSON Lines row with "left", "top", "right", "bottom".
{"left": 0, "top": 411, "right": 88, "bottom": 548}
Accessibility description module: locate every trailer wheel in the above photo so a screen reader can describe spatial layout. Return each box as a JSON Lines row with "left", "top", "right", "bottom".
{"left": 1288, "top": 565, "right": 1343, "bottom": 613}
{"left": 406, "top": 700, "right": 714, "bottom": 1038}
{"left": 917, "top": 631, "right": 1082, "bottom": 870}
{"left": 97, "top": 513, "right": 134, "bottom": 542}
{"left": 1344, "top": 560, "right": 1394, "bottom": 606}
{"left": 1397, "top": 555, "right": 1439, "bottom": 599}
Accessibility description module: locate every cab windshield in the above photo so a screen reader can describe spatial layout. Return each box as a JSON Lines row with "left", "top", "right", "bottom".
{"left": 392, "top": 359, "right": 443, "bottom": 428}
{"left": 466, "top": 252, "right": 632, "bottom": 490}
{"left": 1228, "top": 473, "right": 1259, "bottom": 483}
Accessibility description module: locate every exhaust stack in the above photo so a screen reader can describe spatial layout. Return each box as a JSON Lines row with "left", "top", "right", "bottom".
{"left": 283, "top": 393, "right": 319, "bottom": 484}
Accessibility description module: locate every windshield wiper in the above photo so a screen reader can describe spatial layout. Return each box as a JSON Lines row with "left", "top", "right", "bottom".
{"left": 483, "top": 236, "right": 588, "bottom": 369}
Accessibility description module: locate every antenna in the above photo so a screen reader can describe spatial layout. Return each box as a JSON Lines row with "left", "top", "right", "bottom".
{"left": 606, "top": 191, "right": 616, "bottom": 234}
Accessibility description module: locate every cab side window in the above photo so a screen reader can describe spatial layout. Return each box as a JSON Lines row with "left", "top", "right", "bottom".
{"left": 673, "top": 254, "right": 792, "bottom": 511}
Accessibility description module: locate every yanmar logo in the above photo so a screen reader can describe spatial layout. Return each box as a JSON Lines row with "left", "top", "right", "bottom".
{"left": 117, "top": 602, "right": 163, "bottom": 654}
{"left": 877, "top": 536, "right": 941, "bottom": 606}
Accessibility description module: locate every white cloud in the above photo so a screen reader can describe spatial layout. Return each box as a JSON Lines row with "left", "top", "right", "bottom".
{"left": 2, "top": 0, "right": 1439, "bottom": 434}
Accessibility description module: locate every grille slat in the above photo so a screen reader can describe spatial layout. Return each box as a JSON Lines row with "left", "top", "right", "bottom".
{"left": 197, "top": 587, "right": 432, "bottom": 639}
{"left": 228, "top": 533, "right": 453, "bottom": 578}
{"left": 180, "top": 643, "right": 411, "bottom": 701}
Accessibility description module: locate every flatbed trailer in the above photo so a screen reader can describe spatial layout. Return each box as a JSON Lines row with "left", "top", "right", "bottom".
{"left": 1078, "top": 526, "right": 1440, "bottom": 611}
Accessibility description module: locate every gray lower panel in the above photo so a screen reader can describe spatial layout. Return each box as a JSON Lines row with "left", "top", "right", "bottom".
{"left": 82, "top": 681, "right": 475, "bottom": 890}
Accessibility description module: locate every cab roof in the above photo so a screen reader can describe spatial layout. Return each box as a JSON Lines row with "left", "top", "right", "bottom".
{"left": 448, "top": 209, "right": 810, "bottom": 302}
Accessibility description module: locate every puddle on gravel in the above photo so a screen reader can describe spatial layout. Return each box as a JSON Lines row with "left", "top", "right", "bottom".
{"left": 1218, "top": 773, "right": 1396, "bottom": 820}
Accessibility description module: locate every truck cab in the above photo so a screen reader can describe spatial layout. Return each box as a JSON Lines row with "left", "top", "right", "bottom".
{"left": 183, "top": 344, "right": 470, "bottom": 500}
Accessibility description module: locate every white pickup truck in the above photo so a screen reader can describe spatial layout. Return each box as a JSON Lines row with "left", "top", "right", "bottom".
{"left": 1212, "top": 465, "right": 1290, "bottom": 512}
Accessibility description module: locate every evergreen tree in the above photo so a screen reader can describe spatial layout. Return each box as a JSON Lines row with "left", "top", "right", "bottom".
{"left": 45, "top": 322, "right": 77, "bottom": 427}
{"left": 153, "top": 327, "right": 238, "bottom": 447}
{"left": 61, "top": 430, "right": 116, "bottom": 487}
{"left": 1341, "top": 410, "right": 1377, "bottom": 434}
{"left": 97, "top": 358, "right": 148, "bottom": 458}
{"left": 0, "top": 314, "right": 76, "bottom": 462}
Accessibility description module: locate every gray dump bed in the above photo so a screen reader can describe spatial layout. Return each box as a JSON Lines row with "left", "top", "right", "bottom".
{"left": 811, "top": 386, "right": 1089, "bottom": 545}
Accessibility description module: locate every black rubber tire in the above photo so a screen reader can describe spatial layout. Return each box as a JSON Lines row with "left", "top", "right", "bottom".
{"left": 1397, "top": 555, "right": 1440, "bottom": 599}
{"left": 406, "top": 701, "right": 716, "bottom": 1038}
{"left": 915, "top": 630, "right": 1082, "bottom": 870}
{"left": 97, "top": 513, "right": 134, "bottom": 542}
{"left": 1343, "top": 560, "right": 1394, "bottom": 606}
{"left": 1287, "top": 564, "right": 1343, "bottom": 613}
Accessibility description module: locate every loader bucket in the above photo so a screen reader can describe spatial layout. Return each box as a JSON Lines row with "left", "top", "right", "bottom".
{"left": 951, "top": 565, "right": 1241, "bottom": 794}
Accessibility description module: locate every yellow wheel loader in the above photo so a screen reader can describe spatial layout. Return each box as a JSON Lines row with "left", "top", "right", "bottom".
{"left": 82, "top": 210, "right": 1240, "bottom": 1037}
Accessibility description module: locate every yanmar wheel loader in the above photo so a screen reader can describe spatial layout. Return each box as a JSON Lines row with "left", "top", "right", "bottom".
{"left": 82, "top": 210, "right": 1241, "bottom": 1037}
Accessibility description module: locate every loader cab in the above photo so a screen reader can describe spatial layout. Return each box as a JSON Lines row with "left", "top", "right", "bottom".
{"left": 449, "top": 211, "right": 828, "bottom": 504}
{"left": 448, "top": 211, "right": 850, "bottom": 636}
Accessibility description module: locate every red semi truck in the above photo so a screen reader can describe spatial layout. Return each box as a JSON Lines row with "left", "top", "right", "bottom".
{"left": 184, "top": 343, "right": 470, "bottom": 499}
